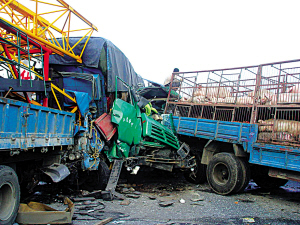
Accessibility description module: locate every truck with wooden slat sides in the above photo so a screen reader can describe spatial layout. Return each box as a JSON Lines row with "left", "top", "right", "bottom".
{"left": 163, "top": 59, "right": 300, "bottom": 195}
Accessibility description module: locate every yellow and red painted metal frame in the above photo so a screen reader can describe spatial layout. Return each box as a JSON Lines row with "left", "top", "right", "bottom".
{"left": 0, "top": 0, "right": 96, "bottom": 113}
{"left": 0, "top": 19, "right": 78, "bottom": 112}
{"left": 0, "top": 0, "right": 97, "bottom": 63}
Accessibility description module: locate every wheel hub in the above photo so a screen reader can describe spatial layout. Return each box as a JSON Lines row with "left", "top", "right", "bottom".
{"left": 213, "top": 163, "right": 230, "bottom": 185}
{"left": 0, "top": 182, "right": 15, "bottom": 221}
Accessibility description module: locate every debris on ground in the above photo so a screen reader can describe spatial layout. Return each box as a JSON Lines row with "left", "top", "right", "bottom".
{"left": 242, "top": 217, "right": 255, "bottom": 223}
{"left": 82, "top": 190, "right": 103, "bottom": 199}
{"left": 73, "top": 197, "right": 96, "bottom": 202}
{"left": 120, "top": 200, "right": 131, "bottom": 206}
{"left": 159, "top": 192, "right": 171, "bottom": 197}
{"left": 190, "top": 202, "right": 204, "bottom": 206}
{"left": 125, "top": 194, "right": 140, "bottom": 199}
{"left": 15, "top": 171, "right": 300, "bottom": 224}
{"left": 237, "top": 198, "right": 255, "bottom": 203}
{"left": 16, "top": 197, "right": 74, "bottom": 224}
{"left": 93, "top": 217, "right": 113, "bottom": 225}
{"left": 148, "top": 195, "right": 157, "bottom": 200}
{"left": 159, "top": 201, "right": 175, "bottom": 207}
{"left": 179, "top": 198, "right": 186, "bottom": 203}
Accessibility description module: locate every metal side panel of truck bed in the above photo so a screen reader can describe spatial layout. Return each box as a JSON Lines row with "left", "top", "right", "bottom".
{"left": 251, "top": 143, "right": 300, "bottom": 172}
{"left": 0, "top": 97, "right": 75, "bottom": 150}
{"left": 168, "top": 116, "right": 258, "bottom": 152}
{"left": 163, "top": 115, "right": 300, "bottom": 173}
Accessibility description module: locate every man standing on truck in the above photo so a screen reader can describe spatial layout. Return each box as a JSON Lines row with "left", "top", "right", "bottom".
{"left": 164, "top": 68, "right": 180, "bottom": 89}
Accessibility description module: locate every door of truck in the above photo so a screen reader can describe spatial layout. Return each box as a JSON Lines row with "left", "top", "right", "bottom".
{"left": 110, "top": 78, "right": 142, "bottom": 158}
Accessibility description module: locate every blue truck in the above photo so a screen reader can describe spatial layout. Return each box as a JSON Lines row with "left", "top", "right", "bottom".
{"left": 163, "top": 59, "right": 300, "bottom": 195}
{"left": 0, "top": 31, "right": 196, "bottom": 224}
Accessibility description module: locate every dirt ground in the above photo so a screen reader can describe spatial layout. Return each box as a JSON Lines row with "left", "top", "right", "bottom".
{"left": 15, "top": 170, "right": 300, "bottom": 225}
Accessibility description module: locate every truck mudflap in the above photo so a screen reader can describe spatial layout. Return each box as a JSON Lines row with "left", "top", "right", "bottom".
{"left": 41, "top": 163, "right": 70, "bottom": 183}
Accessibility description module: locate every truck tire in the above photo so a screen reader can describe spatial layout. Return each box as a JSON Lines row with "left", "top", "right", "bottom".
{"left": 234, "top": 158, "right": 251, "bottom": 193}
{"left": 80, "top": 161, "right": 110, "bottom": 191}
{"left": 207, "top": 153, "right": 243, "bottom": 195}
{"left": 184, "top": 153, "right": 206, "bottom": 184}
{"left": 0, "top": 165, "right": 20, "bottom": 225}
{"left": 252, "top": 165, "right": 288, "bottom": 189}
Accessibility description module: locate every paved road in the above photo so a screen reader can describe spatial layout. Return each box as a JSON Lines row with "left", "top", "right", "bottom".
{"left": 67, "top": 172, "right": 300, "bottom": 225}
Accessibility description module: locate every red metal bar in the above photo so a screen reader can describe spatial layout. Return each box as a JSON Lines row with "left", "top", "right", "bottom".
{"left": 1, "top": 41, "right": 19, "bottom": 78}
{"left": 42, "top": 50, "right": 50, "bottom": 107}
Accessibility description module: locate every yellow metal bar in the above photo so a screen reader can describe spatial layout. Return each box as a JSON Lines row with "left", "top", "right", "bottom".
{"left": 56, "top": 0, "right": 98, "bottom": 31}
{"left": 51, "top": 83, "right": 76, "bottom": 103}
{"left": 37, "top": 9, "right": 68, "bottom": 37}
{"left": 30, "top": 0, "right": 64, "bottom": 8}
{"left": 0, "top": 55, "right": 16, "bottom": 79}
{"left": 70, "top": 106, "right": 78, "bottom": 113}
{"left": 80, "top": 29, "right": 93, "bottom": 58}
{"left": 51, "top": 86, "right": 62, "bottom": 110}
{"left": 67, "top": 10, "right": 70, "bottom": 43}
{"left": 69, "top": 30, "right": 91, "bottom": 51}
{"left": 34, "top": 0, "right": 37, "bottom": 36}
{"left": 0, "top": 0, "right": 15, "bottom": 11}
{"left": 0, "top": 44, "right": 17, "bottom": 79}
{"left": 47, "top": 30, "right": 62, "bottom": 48}
{"left": 6, "top": 6, "right": 26, "bottom": 30}
{"left": 64, "top": 28, "right": 92, "bottom": 33}
{"left": 63, "top": 35, "right": 75, "bottom": 54}
{"left": 61, "top": 32, "right": 65, "bottom": 50}
{"left": 0, "top": 0, "right": 98, "bottom": 63}
{"left": 1, "top": 17, "right": 82, "bottom": 61}
{"left": 78, "top": 111, "right": 81, "bottom": 126}
{"left": 12, "top": 92, "right": 42, "bottom": 106}
{"left": 3, "top": 6, "right": 20, "bottom": 27}
{"left": 0, "top": 0, "right": 62, "bottom": 32}
{"left": 38, "top": 9, "right": 65, "bottom": 16}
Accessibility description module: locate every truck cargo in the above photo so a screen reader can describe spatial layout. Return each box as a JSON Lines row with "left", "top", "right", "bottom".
{"left": 163, "top": 59, "right": 300, "bottom": 195}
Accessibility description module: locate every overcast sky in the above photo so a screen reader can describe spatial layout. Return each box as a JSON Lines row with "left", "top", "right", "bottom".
{"left": 67, "top": 0, "right": 300, "bottom": 84}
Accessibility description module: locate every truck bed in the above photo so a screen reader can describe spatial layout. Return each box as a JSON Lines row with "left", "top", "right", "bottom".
{"left": 163, "top": 115, "right": 300, "bottom": 173}
{"left": 0, "top": 97, "right": 75, "bottom": 150}
{"left": 164, "top": 59, "right": 300, "bottom": 146}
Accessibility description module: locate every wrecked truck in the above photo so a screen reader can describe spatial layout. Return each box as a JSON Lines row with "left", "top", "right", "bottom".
{"left": 0, "top": 34, "right": 196, "bottom": 224}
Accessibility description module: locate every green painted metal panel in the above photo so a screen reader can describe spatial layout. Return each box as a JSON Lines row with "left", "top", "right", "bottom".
{"left": 141, "top": 113, "right": 180, "bottom": 149}
{"left": 111, "top": 99, "right": 142, "bottom": 159}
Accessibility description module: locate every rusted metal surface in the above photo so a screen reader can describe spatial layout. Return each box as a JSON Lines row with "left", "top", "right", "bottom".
{"left": 165, "top": 59, "right": 300, "bottom": 146}
{"left": 269, "top": 167, "right": 300, "bottom": 182}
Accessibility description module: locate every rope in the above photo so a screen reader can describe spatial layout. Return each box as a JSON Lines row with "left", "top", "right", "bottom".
{"left": 88, "top": 123, "right": 103, "bottom": 170}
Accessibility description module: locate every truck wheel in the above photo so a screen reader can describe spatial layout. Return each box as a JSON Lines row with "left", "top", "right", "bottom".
{"left": 0, "top": 165, "right": 20, "bottom": 225}
{"left": 184, "top": 153, "right": 206, "bottom": 184}
{"left": 234, "top": 158, "right": 250, "bottom": 193}
{"left": 207, "top": 153, "right": 243, "bottom": 195}
{"left": 80, "top": 161, "right": 110, "bottom": 191}
{"left": 252, "top": 165, "right": 288, "bottom": 189}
